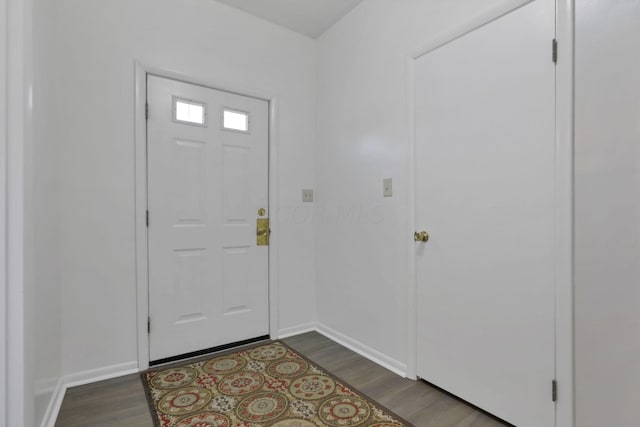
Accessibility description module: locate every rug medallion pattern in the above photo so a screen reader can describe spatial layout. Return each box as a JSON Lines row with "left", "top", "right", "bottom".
{"left": 142, "top": 341, "right": 411, "bottom": 427}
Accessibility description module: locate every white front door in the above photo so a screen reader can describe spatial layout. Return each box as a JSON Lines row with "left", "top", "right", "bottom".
{"left": 414, "top": 1, "right": 556, "bottom": 426}
{"left": 147, "top": 75, "right": 269, "bottom": 362}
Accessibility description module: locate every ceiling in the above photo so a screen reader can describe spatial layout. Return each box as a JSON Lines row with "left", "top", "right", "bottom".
{"left": 215, "top": 0, "right": 366, "bottom": 39}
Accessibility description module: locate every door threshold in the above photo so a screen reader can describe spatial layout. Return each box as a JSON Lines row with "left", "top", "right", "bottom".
{"left": 150, "top": 335, "right": 271, "bottom": 367}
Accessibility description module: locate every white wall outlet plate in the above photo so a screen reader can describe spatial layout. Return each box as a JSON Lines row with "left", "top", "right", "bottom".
{"left": 302, "top": 189, "right": 314, "bottom": 203}
{"left": 383, "top": 178, "right": 393, "bottom": 197}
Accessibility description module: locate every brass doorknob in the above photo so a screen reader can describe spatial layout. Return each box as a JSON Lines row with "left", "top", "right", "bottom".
{"left": 414, "top": 231, "right": 429, "bottom": 242}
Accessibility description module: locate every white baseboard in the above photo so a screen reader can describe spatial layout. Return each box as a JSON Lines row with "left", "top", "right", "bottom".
{"left": 315, "top": 323, "right": 407, "bottom": 378}
{"left": 40, "top": 378, "right": 65, "bottom": 427}
{"left": 277, "top": 322, "right": 317, "bottom": 339}
{"left": 278, "top": 321, "right": 408, "bottom": 378}
{"left": 35, "top": 376, "right": 60, "bottom": 397}
{"left": 40, "top": 361, "right": 139, "bottom": 427}
{"left": 63, "top": 360, "right": 139, "bottom": 389}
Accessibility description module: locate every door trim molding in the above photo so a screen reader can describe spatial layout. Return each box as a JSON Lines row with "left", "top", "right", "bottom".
{"left": 1, "top": 0, "right": 9, "bottom": 422}
{"left": 134, "top": 62, "right": 280, "bottom": 370}
{"left": 3, "top": 0, "right": 32, "bottom": 424}
{"left": 554, "top": 2, "right": 575, "bottom": 426}
{"left": 405, "top": 1, "right": 574, "bottom": 426}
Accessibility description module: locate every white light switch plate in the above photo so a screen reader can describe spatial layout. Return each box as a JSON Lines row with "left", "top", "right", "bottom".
{"left": 302, "top": 189, "right": 314, "bottom": 203}
{"left": 383, "top": 178, "right": 393, "bottom": 197}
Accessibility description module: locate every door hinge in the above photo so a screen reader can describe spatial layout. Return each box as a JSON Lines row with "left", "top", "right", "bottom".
{"left": 552, "top": 39, "right": 558, "bottom": 64}
{"left": 145, "top": 102, "right": 149, "bottom": 120}
{"left": 146, "top": 210, "right": 149, "bottom": 227}
{"left": 552, "top": 379, "right": 558, "bottom": 402}
{"left": 147, "top": 317, "right": 151, "bottom": 334}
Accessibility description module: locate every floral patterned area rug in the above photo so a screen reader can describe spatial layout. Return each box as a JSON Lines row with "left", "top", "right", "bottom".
{"left": 142, "top": 340, "right": 412, "bottom": 427}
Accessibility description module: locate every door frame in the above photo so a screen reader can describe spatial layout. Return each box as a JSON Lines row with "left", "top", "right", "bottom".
{"left": 134, "top": 62, "right": 280, "bottom": 370}
{"left": 2, "top": 0, "right": 32, "bottom": 423}
{"left": 405, "top": 1, "right": 575, "bottom": 426}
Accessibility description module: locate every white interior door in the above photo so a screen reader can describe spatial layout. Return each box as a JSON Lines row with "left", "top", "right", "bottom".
{"left": 414, "top": 1, "right": 556, "bottom": 426}
{"left": 147, "top": 75, "right": 269, "bottom": 362}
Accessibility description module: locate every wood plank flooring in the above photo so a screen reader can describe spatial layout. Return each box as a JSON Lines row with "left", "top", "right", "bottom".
{"left": 55, "top": 332, "right": 509, "bottom": 427}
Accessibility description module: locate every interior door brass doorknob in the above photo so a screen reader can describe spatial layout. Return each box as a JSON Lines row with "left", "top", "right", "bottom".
{"left": 414, "top": 231, "right": 429, "bottom": 242}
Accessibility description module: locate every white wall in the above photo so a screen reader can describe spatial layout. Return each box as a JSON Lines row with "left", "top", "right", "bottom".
{"left": 33, "top": 0, "right": 62, "bottom": 423}
{"left": 575, "top": 1, "right": 640, "bottom": 426}
{"left": 56, "top": 0, "right": 316, "bottom": 376}
{"left": 315, "top": 0, "right": 529, "bottom": 371}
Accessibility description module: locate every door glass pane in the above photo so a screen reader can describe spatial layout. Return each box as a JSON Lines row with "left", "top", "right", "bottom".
{"left": 223, "top": 109, "right": 249, "bottom": 132}
{"left": 175, "top": 98, "right": 206, "bottom": 125}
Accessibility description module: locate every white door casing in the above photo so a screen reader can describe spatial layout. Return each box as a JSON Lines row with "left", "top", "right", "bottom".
{"left": 147, "top": 75, "right": 270, "bottom": 362}
{"left": 414, "top": 1, "right": 556, "bottom": 426}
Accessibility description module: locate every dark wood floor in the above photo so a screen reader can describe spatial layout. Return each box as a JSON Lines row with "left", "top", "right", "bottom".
{"left": 55, "top": 332, "right": 508, "bottom": 427}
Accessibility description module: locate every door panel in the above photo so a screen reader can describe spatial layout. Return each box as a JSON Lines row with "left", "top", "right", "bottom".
{"left": 147, "top": 75, "right": 269, "bottom": 361}
{"left": 414, "top": 1, "right": 556, "bottom": 426}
